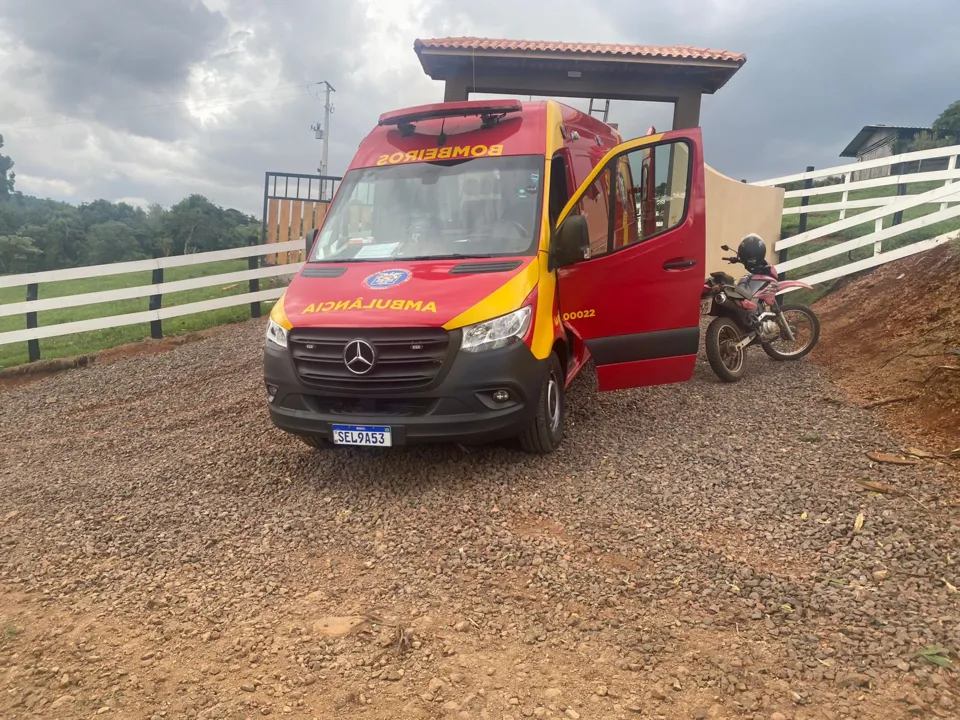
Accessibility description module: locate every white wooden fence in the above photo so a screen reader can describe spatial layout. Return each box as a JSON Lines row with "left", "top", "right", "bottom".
{"left": 0, "top": 240, "right": 305, "bottom": 361}
{"left": 754, "top": 143, "right": 960, "bottom": 291}
{"left": 4, "top": 145, "right": 960, "bottom": 364}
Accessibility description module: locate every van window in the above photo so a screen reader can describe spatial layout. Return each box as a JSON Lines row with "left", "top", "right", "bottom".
{"left": 310, "top": 155, "right": 545, "bottom": 262}
{"left": 612, "top": 141, "right": 691, "bottom": 248}
{"left": 570, "top": 167, "right": 612, "bottom": 258}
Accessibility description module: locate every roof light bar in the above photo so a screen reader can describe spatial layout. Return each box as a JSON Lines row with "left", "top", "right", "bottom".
{"left": 378, "top": 100, "right": 523, "bottom": 128}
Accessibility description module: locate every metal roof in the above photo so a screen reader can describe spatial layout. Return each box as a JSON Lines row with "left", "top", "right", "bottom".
{"left": 840, "top": 124, "right": 932, "bottom": 157}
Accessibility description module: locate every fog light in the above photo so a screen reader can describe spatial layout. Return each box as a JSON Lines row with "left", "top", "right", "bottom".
{"left": 266, "top": 384, "right": 278, "bottom": 403}
{"left": 493, "top": 389, "right": 510, "bottom": 402}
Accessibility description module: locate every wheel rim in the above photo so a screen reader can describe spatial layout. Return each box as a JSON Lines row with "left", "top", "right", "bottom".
{"left": 768, "top": 309, "right": 815, "bottom": 357}
{"left": 546, "top": 373, "right": 561, "bottom": 433}
{"left": 717, "top": 324, "right": 744, "bottom": 373}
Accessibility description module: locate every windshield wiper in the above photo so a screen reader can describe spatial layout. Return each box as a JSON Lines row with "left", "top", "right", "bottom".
{"left": 308, "top": 257, "right": 390, "bottom": 263}
{"left": 405, "top": 253, "right": 498, "bottom": 260}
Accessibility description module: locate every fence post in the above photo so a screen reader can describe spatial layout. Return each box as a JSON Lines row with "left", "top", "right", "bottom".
{"left": 779, "top": 165, "right": 814, "bottom": 282}
{"left": 249, "top": 237, "right": 262, "bottom": 319}
{"left": 25, "top": 283, "right": 40, "bottom": 362}
{"left": 839, "top": 171, "right": 852, "bottom": 220}
{"left": 795, "top": 166, "right": 815, "bottom": 236}
{"left": 940, "top": 153, "right": 957, "bottom": 212}
{"left": 892, "top": 181, "right": 907, "bottom": 226}
{"left": 148, "top": 268, "right": 163, "bottom": 339}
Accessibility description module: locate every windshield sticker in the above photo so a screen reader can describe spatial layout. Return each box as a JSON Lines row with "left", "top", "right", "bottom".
{"left": 376, "top": 144, "right": 504, "bottom": 166}
{"left": 302, "top": 298, "right": 437, "bottom": 314}
{"left": 364, "top": 269, "right": 412, "bottom": 290}
{"left": 354, "top": 243, "right": 399, "bottom": 259}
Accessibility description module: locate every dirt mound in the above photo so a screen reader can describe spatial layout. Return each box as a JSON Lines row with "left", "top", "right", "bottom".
{"left": 813, "top": 241, "right": 960, "bottom": 450}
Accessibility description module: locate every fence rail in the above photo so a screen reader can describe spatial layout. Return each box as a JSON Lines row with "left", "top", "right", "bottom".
{"left": 752, "top": 143, "right": 960, "bottom": 293}
{"left": 0, "top": 239, "right": 306, "bottom": 360}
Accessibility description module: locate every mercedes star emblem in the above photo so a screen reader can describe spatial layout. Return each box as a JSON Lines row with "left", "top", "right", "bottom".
{"left": 343, "top": 339, "right": 376, "bottom": 375}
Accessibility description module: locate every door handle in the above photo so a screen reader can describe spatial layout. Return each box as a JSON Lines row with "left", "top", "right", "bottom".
{"left": 662, "top": 259, "right": 697, "bottom": 270}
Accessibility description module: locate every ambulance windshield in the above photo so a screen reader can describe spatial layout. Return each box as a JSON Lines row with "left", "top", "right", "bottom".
{"left": 309, "top": 155, "right": 544, "bottom": 262}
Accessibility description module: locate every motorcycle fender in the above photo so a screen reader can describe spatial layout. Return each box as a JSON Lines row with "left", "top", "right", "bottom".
{"left": 777, "top": 280, "right": 813, "bottom": 291}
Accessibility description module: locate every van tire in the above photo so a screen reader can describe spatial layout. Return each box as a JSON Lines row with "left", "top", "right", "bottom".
{"left": 519, "top": 352, "right": 565, "bottom": 454}
{"left": 298, "top": 434, "right": 332, "bottom": 450}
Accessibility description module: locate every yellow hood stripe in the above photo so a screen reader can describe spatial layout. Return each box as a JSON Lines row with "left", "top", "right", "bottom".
{"left": 269, "top": 291, "right": 293, "bottom": 330}
{"left": 442, "top": 259, "right": 540, "bottom": 330}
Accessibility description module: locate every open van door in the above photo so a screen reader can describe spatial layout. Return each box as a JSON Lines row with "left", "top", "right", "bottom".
{"left": 552, "top": 129, "right": 706, "bottom": 392}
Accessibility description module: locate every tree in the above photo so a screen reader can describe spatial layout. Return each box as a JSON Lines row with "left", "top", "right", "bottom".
{"left": 84, "top": 221, "right": 145, "bottom": 265}
{"left": 0, "top": 173, "right": 260, "bottom": 273}
{"left": 163, "top": 194, "right": 231, "bottom": 254}
{"left": 0, "top": 134, "right": 14, "bottom": 199}
{"left": 932, "top": 100, "right": 960, "bottom": 143}
{"left": 0, "top": 235, "right": 41, "bottom": 273}
{"left": 893, "top": 129, "right": 954, "bottom": 154}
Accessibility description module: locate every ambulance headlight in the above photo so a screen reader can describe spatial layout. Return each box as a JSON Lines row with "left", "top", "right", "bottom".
{"left": 460, "top": 306, "right": 532, "bottom": 353}
{"left": 265, "top": 318, "right": 289, "bottom": 349}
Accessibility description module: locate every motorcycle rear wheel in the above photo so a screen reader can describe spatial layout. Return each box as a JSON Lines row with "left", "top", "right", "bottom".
{"left": 705, "top": 316, "right": 746, "bottom": 383}
{"left": 762, "top": 304, "right": 820, "bottom": 361}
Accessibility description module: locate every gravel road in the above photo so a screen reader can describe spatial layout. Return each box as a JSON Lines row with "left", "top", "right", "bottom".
{"left": 1, "top": 317, "right": 957, "bottom": 720}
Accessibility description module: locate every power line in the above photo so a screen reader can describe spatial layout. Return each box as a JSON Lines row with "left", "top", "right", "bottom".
{"left": 0, "top": 81, "right": 325, "bottom": 131}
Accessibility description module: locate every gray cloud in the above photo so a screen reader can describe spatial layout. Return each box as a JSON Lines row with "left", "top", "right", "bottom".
{"left": 422, "top": 0, "right": 960, "bottom": 179}
{"left": 0, "top": 0, "right": 958, "bottom": 213}
{"left": 0, "top": 0, "right": 229, "bottom": 139}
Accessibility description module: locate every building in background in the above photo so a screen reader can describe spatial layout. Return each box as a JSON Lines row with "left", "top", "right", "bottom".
{"left": 840, "top": 124, "right": 949, "bottom": 181}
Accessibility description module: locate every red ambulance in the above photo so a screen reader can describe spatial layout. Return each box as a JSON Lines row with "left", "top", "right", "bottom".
{"left": 263, "top": 99, "right": 705, "bottom": 453}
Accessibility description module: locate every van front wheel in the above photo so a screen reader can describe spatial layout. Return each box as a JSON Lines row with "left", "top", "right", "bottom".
{"left": 519, "top": 353, "right": 565, "bottom": 454}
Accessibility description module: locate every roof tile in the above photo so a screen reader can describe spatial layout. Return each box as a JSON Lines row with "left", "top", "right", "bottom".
{"left": 415, "top": 37, "right": 745, "bottom": 64}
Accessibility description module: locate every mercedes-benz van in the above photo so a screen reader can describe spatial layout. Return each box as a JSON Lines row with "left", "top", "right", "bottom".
{"left": 264, "top": 99, "right": 705, "bottom": 453}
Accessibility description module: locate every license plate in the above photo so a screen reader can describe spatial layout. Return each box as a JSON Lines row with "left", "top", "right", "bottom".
{"left": 700, "top": 298, "right": 712, "bottom": 315}
{"left": 331, "top": 425, "right": 392, "bottom": 447}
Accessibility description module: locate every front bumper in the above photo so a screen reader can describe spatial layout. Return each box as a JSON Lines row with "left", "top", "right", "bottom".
{"left": 264, "top": 335, "right": 547, "bottom": 446}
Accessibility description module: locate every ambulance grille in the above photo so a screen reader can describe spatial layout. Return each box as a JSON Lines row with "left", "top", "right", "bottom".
{"left": 288, "top": 327, "right": 453, "bottom": 391}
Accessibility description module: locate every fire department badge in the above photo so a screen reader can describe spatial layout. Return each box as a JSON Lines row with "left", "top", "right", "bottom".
{"left": 364, "top": 269, "right": 412, "bottom": 290}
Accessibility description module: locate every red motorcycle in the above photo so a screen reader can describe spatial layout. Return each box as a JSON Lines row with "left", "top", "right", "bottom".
{"left": 701, "top": 236, "right": 820, "bottom": 383}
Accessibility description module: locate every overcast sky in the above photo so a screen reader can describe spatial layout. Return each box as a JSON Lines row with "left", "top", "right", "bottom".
{"left": 1, "top": 0, "right": 958, "bottom": 215}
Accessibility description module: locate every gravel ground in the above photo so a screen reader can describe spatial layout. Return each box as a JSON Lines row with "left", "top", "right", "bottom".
{"left": 1, "top": 317, "right": 958, "bottom": 720}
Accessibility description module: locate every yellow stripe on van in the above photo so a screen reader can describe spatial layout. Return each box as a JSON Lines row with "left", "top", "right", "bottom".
{"left": 442, "top": 260, "right": 540, "bottom": 331}
{"left": 525, "top": 100, "right": 568, "bottom": 360}
{"left": 269, "top": 290, "right": 293, "bottom": 330}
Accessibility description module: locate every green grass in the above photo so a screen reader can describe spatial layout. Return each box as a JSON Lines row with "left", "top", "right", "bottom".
{"left": 0, "top": 259, "right": 284, "bottom": 369}
{"left": 779, "top": 178, "right": 960, "bottom": 305}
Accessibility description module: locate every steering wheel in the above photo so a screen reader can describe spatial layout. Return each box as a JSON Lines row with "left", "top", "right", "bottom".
{"left": 401, "top": 216, "right": 439, "bottom": 254}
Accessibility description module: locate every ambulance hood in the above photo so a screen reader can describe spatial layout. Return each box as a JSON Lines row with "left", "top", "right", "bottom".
{"left": 283, "top": 257, "right": 538, "bottom": 329}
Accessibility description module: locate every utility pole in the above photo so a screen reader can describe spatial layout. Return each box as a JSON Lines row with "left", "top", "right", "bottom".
{"left": 310, "top": 81, "right": 336, "bottom": 178}
{"left": 310, "top": 81, "right": 336, "bottom": 177}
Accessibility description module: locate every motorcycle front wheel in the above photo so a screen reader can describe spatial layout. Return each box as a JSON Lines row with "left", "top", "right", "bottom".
{"left": 705, "top": 316, "right": 747, "bottom": 383}
{"left": 762, "top": 304, "right": 821, "bottom": 361}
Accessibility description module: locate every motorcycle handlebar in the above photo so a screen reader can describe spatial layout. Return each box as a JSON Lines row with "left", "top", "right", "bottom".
{"left": 722, "top": 256, "right": 741, "bottom": 264}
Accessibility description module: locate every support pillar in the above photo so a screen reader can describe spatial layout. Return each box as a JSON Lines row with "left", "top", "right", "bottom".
{"left": 443, "top": 78, "right": 470, "bottom": 102}
{"left": 672, "top": 89, "right": 702, "bottom": 129}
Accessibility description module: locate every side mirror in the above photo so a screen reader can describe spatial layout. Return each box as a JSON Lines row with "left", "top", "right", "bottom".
{"left": 304, "top": 228, "right": 320, "bottom": 258}
{"left": 552, "top": 214, "right": 590, "bottom": 269}
{"left": 720, "top": 244, "right": 732, "bottom": 252}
